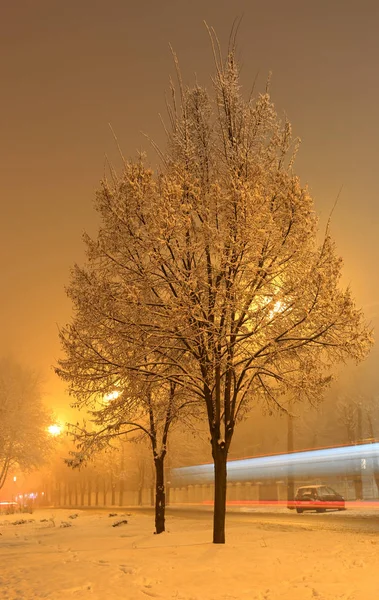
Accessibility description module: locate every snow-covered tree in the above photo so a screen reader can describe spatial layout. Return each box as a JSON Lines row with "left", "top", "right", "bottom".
{"left": 0, "top": 357, "right": 52, "bottom": 490}
{"left": 57, "top": 33, "right": 372, "bottom": 543}
{"left": 57, "top": 323, "right": 197, "bottom": 533}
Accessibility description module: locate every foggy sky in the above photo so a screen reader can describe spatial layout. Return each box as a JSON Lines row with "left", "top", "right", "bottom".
{"left": 1, "top": 0, "right": 378, "bottom": 420}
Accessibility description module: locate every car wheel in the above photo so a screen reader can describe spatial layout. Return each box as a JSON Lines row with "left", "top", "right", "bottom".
{"left": 296, "top": 508, "right": 303, "bottom": 514}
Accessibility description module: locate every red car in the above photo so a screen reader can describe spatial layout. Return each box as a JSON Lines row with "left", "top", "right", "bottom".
{"left": 294, "top": 485, "right": 346, "bottom": 513}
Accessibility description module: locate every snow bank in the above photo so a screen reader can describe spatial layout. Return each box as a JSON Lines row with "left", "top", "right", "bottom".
{"left": 0, "top": 508, "right": 377, "bottom": 599}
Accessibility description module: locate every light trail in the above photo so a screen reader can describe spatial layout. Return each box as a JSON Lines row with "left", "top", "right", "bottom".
{"left": 171, "top": 442, "right": 379, "bottom": 486}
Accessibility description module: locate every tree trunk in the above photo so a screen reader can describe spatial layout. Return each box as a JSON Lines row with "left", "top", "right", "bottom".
{"left": 354, "top": 476, "right": 363, "bottom": 500}
{"left": 287, "top": 400, "right": 295, "bottom": 508}
{"left": 119, "top": 443, "right": 125, "bottom": 506}
{"left": 103, "top": 478, "right": 107, "bottom": 506}
{"left": 212, "top": 442, "right": 228, "bottom": 544}
{"left": 119, "top": 480, "right": 124, "bottom": 507}
{"left": 366, "top": 412, "right": 379, "bottom": 497}
{"left": 154, "top": 456, "right": 165, "bottom": 534}
{"left": 87, "top": 480, "right": 92, "bottom": 506}
{"left": 95, "top": 479, "right": 99, "bottom": 506}
{"left": 354, "top": 404, "right": 364, "bottom": 500}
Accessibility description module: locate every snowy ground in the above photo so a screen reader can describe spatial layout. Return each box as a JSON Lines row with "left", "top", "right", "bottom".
{"left": 1, "top": 508, "right": 378, "bottom": 600}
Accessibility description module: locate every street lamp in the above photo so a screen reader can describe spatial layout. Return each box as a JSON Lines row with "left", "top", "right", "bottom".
{"left": 103, "top": 390, "right": 120, "bottom": 403}
{"left": 47, "top": 424, "right": 62, "bottom": 436}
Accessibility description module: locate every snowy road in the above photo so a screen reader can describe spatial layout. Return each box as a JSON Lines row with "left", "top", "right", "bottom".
{"left": 133, "top": 504, "right": 379, "bottom": 535}
{"left": 232, "top": 507, "right": 379, "bottom": 535}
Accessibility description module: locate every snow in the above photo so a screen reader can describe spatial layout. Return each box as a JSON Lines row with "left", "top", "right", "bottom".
{"left": 1, "top": 508, "right": 378, "bottom": 599}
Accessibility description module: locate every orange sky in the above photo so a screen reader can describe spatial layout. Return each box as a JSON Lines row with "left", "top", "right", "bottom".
{"left": 1, "top": 1, "right": 378, "bottom": 420}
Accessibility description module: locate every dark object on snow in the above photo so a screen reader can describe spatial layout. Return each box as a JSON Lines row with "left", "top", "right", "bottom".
{"left": 112, "top": 519, "right": 128, "bottom": 527}
{"left": 108, "top": 513, "right": 118, "bottom": 517}
{"left": 60, "top": 521, "right": 72, "bottom": 528}
{"left": 12, "top": 519, "right": 35, "bottom": 525}
{"left": 13, "top": 519, "right": 27, "bottom": 525}
{"left": 69, "top": 513, "right": 79, "bottom": 519}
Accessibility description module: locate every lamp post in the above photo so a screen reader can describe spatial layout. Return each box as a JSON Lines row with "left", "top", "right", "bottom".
{"left": 47, "top": 423, "right": 63, "bottom": 506}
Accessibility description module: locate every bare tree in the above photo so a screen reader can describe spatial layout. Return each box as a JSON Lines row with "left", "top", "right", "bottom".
{"left": 337, "top": 397, "right": 361, "bottom": 445}
{"left": 336, "top": 394, "right": 379, "bottom": 499}
{"left": 57, "top": 30, "right": 372, "bottom": 543}
{"left": 0, "top": 357, "right": 52, "bottom": 490}
{"left": 126, "top": 441, "right": 153, "bottom": 506}
{"left": 364, "top": 398, "right": 379, "bottom": 496}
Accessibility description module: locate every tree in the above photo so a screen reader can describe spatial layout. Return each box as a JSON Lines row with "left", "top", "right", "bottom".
{"left": 119, "top": 439, "right": 154, "bottom": 506}
{"left": 337, "top": 397, "right": 361, "bottom": 445}
{"left": 336, "top": 394, "right": 379, "bottom": 499}
{"left": 286, "top": 396, "right": 295, "bottom": 506}
{"left": 57, "top": 330, "right": 196, "bottom": 533}
{"left": 363, "top": 397, "right": 379, "bottom": 496}
{"left": 57, "top": 31, "right": 372, "bottom": 543}
{"left": 0, "top": 357, "right": 52, "bottom": 490}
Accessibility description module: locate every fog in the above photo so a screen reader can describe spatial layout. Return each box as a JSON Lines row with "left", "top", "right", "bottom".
{"left": 1, "top": 6, "right": 379, "bottom": 596}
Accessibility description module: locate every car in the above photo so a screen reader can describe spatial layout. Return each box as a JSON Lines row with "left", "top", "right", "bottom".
{"left": 0, "top": 501, "right": 19, "bottom": 515}
{"left": 294, "top": 485, "right": 345, "bottom": 513}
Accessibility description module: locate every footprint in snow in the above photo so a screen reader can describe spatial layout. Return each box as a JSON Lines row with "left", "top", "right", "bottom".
{"left": 119, "top": 565, "right": 136, "bottom": 575}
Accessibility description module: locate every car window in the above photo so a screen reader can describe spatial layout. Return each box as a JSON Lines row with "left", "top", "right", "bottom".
{"left": 296, "top": 485, "right": 340, "bottom": 499}
{"left": 298, "top": 488, "right": 315, "bottom": 497}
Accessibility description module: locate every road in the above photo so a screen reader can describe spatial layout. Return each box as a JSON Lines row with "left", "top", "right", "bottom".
{"left": 76, "top": 503, "right": 379, "bottom": 534}
{"left": 161, "top": 505, "right": 379, "bottom": 535}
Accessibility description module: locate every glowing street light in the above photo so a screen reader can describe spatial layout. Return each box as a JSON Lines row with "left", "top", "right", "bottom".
{"left": 103, "top": 390, "right": 120, "bottom": 403}
{"left": 47, "top": 424, "right": 62, "bottom": 436}
{"left": 269, "top": 299, "right": 285, "bottom": 320}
